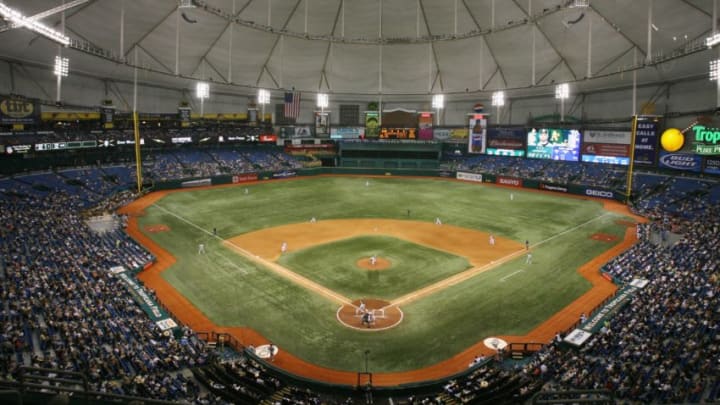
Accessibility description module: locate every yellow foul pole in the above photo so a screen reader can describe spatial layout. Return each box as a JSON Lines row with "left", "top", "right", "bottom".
{"left": 625, "top": 115, "right": 639, "bottom": 204}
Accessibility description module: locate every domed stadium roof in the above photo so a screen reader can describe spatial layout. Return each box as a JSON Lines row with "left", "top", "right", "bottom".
{"left": 0, "top": 0, "right": 714, "bottom": 99}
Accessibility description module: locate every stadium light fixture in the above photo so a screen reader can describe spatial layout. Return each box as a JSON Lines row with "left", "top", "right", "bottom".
{"left": 492, "top": 91, "right": 505, "bottom": 125}
{"left": 317, "top": 93, "right": 329, "bottom": 109}
{"left": 54, "top": 56, "right": 69, "bottom": 77}
{"left": 707, "top": 32, "right": 720, "bottom": 48}
{"left": 257, "top": 89, "right": 270, "bottom": 104}
{"left": 196, "top": 82, "right": 210, "bottom": 99}
{"left": 491, "top": 91, "right": 505, "bottom": 107}
{"left": 196, "top": 82, "right": 209, "bottom": 116}
{"left": 555, "top": 83, "right": 569, "bottom": 123}
{"left": 710, "top": 59, "right": 720, "bottom": 81}
{"left": 432, "top": 94, "right": 444, "bottom": 109}
{"left": 555, "top": 83, "right": 569, "bottom": 100}
{"left": 0, "top": 3, "right": 70, "bottom": 46}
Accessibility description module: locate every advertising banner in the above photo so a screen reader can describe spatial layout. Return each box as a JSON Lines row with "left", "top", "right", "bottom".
{"left": 365, "top": 111, "right": 380, "bottom": 138}
{"left": 0, "top": 97, "right": 39, "bottom": 125}
{"left": 279, "top": 126, "right": 312, "bottom": 138}
{"left": 496, "top": 176, "right": 522, "bottom": 187}
{"left": 418, "top": 112, "right": 433, "bottom": 140}
{"left": 658, "top": 152, "right": 702, "bottom": 172}
{"left": 314, "top": 112, "right": 330, "bottom": 137}
{"left": 581, "top": 143, "right": 630, "bottom": 157}
{"left": 704, "top": 156, "right": 720, "bottom": 175}
{"left": 691, "top": 125, "right": 720, "bottom": 155}
{"left": 330, "top": 127, "right": 364, "bottom": 139}
{"left": 468, "top": 114, "right": 487, "bottom": 154}
{"left": 539, "top": 183, "right": 568, "bottom": 193}
{"left": 632, "top": 117, "right": 659, "bottom": 166}
{"left": 583, "top": 187, "right": 615, "bottom": 199}
{"left": 583, "top": 130, "right": 631, "bottom": 145}
{"left": 487, "top": 128, "right": 525, "bottom": 150}
{"left": 111, "top": 266, "right": 179, "bottom": 333}
{"left": 178, "top": 107, "right": 191, "bottom": 128}
{"left": 380, "top": 128, "right": 416, "bottom": 139}
{"left": 456, "top": 171, "right": 483, "bottom": 182}
{"left": 433, "top": 128, "right": 468, "bottom": 140}
{"left": 232, "top": 174, "right": 258, "bottom": 184}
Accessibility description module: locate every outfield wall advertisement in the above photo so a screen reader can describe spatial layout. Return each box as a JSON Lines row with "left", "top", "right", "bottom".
{"left": 456, "top": 172, "right": 483, "bottom": 182}
{"left": 496, "top": 176, "right": 522, "bottom": 187}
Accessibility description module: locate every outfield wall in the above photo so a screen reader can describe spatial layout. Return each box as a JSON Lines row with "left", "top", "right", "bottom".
{"left": 150, "top": 167, "right": 624, "bottom": 203}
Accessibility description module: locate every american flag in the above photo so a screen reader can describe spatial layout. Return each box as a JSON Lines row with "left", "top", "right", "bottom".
{"left": 284, "top": 91, "right": 301, "bottom": 119}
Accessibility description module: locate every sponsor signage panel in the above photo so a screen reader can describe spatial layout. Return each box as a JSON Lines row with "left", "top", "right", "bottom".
{"left": 380, "top": 127, "right": 416, "bottom": 139}
{"left": 658, "top": 152, "right": 702, "bottom": 172}
{"left": 496, "top": 176, "right": 522, "bottom": 187}
{"left": 232, "top": 174, "right": 258, "bottom": 184}
{"left": 330, "top": 127, "right": 364, "bottom": 139}
{"left": 584, "top": 188, "right": 615, "bottom": 199}
{"left": 259, "top": 134, "right": 278, "bottom": 142}
{"left": 539, "top": 183, "right": 568, "bottom": 193}
{"left": 704, "top": 156, "right": 720, "bottom": 174}
{"left": 583, "top": 130, "right": 631, "bottom": 145}
{"left": 468, "top": 114, "right": 487, "bottom": 153}
{"left": 487, "top": 128, "right": 525, "bottom": 150}
{"left": 581, "top": 155, "right": 630, "bottom": 165}
{"left": 0, "top": 97, "right": 39, "bottom": 124}
{"left": 456, "top": 171, "right": 483, "bottom": 182}
{"left": 273, "top": 170, "right": 297, "bottom": 178}
{"left": 564, "top": 329, "right": 593, "bottom": 347}
{"left": 418, "top": 112, "right": 433, "bottom": 140}
{"left": 632, "top": 117, "right": 659, "bottom": 166}
{"left": 486, "top": 148, "right": 525, "bottom": 157}
{"left": 582, "top": 143, "right": 630, "bottom": 157}
{"left": 692, "top": 125, "right": 720, "bottom": 155}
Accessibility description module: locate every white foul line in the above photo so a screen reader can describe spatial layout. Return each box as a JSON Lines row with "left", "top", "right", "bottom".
{"left": 499, "top": 270, "right": 525, "bottom": 282}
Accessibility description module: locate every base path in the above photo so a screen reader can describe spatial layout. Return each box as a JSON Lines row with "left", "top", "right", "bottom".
{"left": 119, "top": 181, "right": 646, "bottom": 387}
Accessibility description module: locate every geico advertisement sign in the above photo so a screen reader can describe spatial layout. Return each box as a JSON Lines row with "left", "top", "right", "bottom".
{"left": 585, "top": 189, "right": 614, "bottom": 198}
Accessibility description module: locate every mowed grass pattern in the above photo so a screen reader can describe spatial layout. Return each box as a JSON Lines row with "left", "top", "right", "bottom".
{"left": 279, "top": 236, "right": 472, "bottom": 300}
{"left": 139, "top": 177, "right": 632, "bottom": 372}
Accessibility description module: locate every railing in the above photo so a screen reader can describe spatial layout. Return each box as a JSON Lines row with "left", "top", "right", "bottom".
{"left": 0, "top": 366, "right": 180, "bottom": 405}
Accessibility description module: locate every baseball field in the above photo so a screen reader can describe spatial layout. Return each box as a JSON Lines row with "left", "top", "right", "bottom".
{"left": 123, "top": 176, "right": 640, "bottom": 384}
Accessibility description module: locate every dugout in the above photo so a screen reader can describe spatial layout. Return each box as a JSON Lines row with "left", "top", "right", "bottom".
{"left": 338, "top": 140, "right": 442, "bottom": 169}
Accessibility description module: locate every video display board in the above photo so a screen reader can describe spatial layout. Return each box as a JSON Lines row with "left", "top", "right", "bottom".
{"left": 526, "top": 128, "right": 580, "bottom": 161}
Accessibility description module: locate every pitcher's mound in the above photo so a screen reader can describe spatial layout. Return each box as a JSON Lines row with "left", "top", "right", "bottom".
{"left": 337, "top": 299, "right": 403, "bottom": 331}
{"left": 356, "top": 257, "right": 391, "bottom": 271}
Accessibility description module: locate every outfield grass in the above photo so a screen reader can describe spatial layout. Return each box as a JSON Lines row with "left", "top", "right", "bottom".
{"left": 278, "top": 236, "right": 471, "bottom": 300}
{"left": 138, "top": 176, "right": 632, "bottom": 372}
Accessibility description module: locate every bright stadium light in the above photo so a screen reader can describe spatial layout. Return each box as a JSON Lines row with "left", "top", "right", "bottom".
{"left": 555, "top": 83, "right": 569, "bottom": 123}
{"left": 492, "top": 91, "right": 505, "bottom": 107}
{"left": 492, "top": 91, "right": 505, "bottom": 124}
{"left": 196, "top": 82, "right": 209, "bottom": 116}
{"left": 432, "top": 94, "right": 444, "bottom": 109}
{"left": 257, "top": 89, "right": 270, "bottom": 104}
{"left": 54, "top": 56, "right": 69, "bottom": 77}
{"left": 196, "top": 82, "right": 210, "bottom": 99}
{"left": 317, "top": 93, "right": 329, "bottom": 109}
{"left": 710, "top": 59, "right": 720, "bottom": 82}
{"left": 707, "top": 32, "right": 720, "bottom": 48}
{"left": 555, "top": 83, "right": 569, "bottom": 100}
{"left": 0, "top": 3, "right": 70, "bottom": 46}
